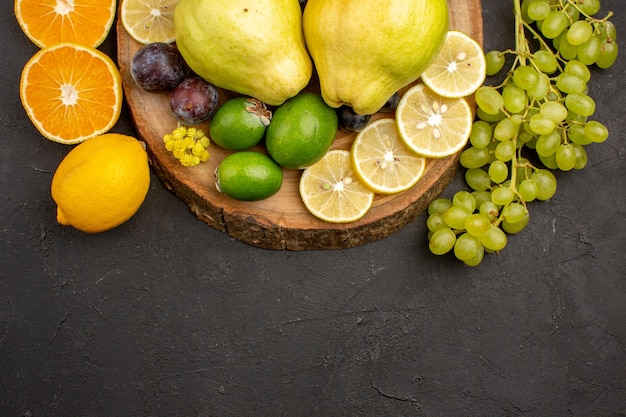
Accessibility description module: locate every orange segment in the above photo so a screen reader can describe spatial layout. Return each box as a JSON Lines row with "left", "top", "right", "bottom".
{"left": 14, "top": 0, "right": 117, "bottom": 48}
{"left": 19, "top": 43, "right": 123, "bottom": 144}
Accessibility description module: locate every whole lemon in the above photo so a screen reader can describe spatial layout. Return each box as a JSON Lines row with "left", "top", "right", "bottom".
{"left": 51, "top": 133, "right": 150, "bottom": 233}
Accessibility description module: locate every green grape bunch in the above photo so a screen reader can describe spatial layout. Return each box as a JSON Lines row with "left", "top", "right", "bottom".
{"left": 426, "top": 0, "right": 618, "bottom": 266}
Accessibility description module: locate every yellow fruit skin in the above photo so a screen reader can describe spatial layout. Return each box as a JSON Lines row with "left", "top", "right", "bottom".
{"left": 303, "top": 0, "right": 449, "bottom": 115}
{"left": 174, "top": 0, "right": 312, "bottom": 106}
{"left": 51, "top": 133, "right": 150, "bottom": 233}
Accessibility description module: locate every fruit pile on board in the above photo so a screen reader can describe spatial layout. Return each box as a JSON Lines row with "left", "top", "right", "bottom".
{"left": 14, "top": 0, "right": 619, "bottom": 265}
{"left": 121, "top": 0, "right": 488, "bottom": 225}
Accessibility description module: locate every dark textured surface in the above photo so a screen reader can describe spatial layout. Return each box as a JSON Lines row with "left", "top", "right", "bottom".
{"left": 2, "top": 1, "right": 625, "bottom": 416}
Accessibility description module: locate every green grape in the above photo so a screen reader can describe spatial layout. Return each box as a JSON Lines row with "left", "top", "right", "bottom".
{"left": 494, "top": 117, "right": 519, "bottom": 141}
{"left": 596, "top": 41, "right": 619, "bottom": 69}
{"left": 428, "top": 198, "right": 453, "bottom": 215}
{"left": 471, "top": 191, "right": 492, "bottom": 209}
{"left": 555, "top": 143, "right": 577, "bottom": 171}
{"left": 540, "top": 101, "right": 569, "bottom": 123}
{"left": 460, "top": 146, "right": 491, "bottom": 169}
{"left": 476, "top": 107, "right": 507, "bottom": 123}
{"left": 529, "top": 114, "right": 556, "bottom": 135}
{"left": 532, "top": 49, "right": 558, "bottom": 74}
{"left": 475, "top": 86, "right": 504, "bottom": 115}
{"left": 485, "top": 50, "right": 506, "bottom": 76}
{"left": 539, "top": 152, "right": 559, "bottom": 170}
{"left": 480, "top": 225, "right": 507, "bottom": 252}
{"left": 491, "top": 186, "right": 516, "bottom": 206}
{"left": 572, "top": 143, "right": 588, "bottom": 169}
{"left": 488, "top": 160, "right": 509, "bottom": 183}
{"left": 599, "top": 21, "right": 617, "bottom": 42}
{"left": 443, "top": 205, "right": 471, "bottom": 230}
{"left": 584, "top": 120, "right": 609, "bottom": 143}
{"left": 565, "top": 93, "right": 596, "bottom": 117}
{"left": 502, "top": 202, "right": 528, "bottom": 224}
{"left": 453, "top": 190, "right": 476, "bottom": 213}
{"left": 502, "top": 84, "right": 527, "bottom": 114}
{"left": 502, "top": 212, "right": 530, "bottom": 234}
{"left": 463, "top": 246, "right": 485, "bottom": 267}
{"left": 515, "top": 157, "right": 533, "bottom": 182}
{"left": 527, "top": 0, "right": 551, "bottom": 21}
{"left": 469, "top": 120, "right": 493, "bottom": 148}
{"left": 527, "top": 72, "right": 550, "bottom": 99}
{"left": 568, "top": 123, "right": 593, "bottom": 145}
{"left": 566, "top": 20, "right": 593, "bottom": 46}
{"left": 563, "top": 4, "right": 580, "bottom": 22}
{"left": 518, "top": 131, "right": 535, "bottom": 145}
{"left": 465, "top": 168, "right": 492, "bottom": 191}
{"left": 558, "top": 32, "right": 581, "bottom": 60}
{"left": 578, "top": 0, "right": 600, "bottom": 16}
{"left": 566, "top": 110, "right": 588, "bottom": 124}
{"left": 556, "top": 72, "right": 587, "bottom": 94}
{"left": 521, "top": 0, "right": 541, "bottom": 22}
{"left": 454, "top": 232, "right": 483, "bottom": 261}
{"left": 535, "top": 131, "right": 561, "bottom": 157}
{"left": 512, "top": 65, "right": 540, "bottom": 90}
{"left": 577, "top": 36, "right": 603, "bottom": 65}
{"left": 465, "top": 213, "right": 492, "bottom": 237}
{"left": 518, "top": 179, "right": 538, "bottom": 202}
{"left": 495, "top": 140, "right": 516, "bottom": 162}
{"left": 531, "top": 169, "right": 557, "bottom": 200}
{"left": 429, "top": 227, "right": 457, "bottom": 255}
{"left": 479, "top": 201, "right": 500, "bottom": 222}
{"left": 542, "top": 10, "right": 569, "bottom": 39}
{"left": 427, "top": 213, "right": 447, "bottom": 232}
{"left": 564, "top": 60, "right": 591, "bottom": 82}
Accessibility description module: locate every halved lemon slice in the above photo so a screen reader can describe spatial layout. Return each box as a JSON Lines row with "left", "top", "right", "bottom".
{"left": 299, "top": 150, "right": 375, "bottom": 223}
{"left": 14, "top": 0, "right": 116, "bottom": 48}
{"left": 421, "top": 30, "right": 487, "bottom": 98}
{"left": 120, "top": 0, "right": 178, "bottom": 44}
{"left": 351, "top": 118, "right": 428, "bottom": 194}
{"left": 396, "top": 83, "right": 472, "bottom": 158}
{"left": 19, "top": 43, "right": 123, "bottom": 144}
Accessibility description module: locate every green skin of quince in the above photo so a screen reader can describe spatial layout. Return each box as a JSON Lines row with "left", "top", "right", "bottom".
{"left": 303, "top": 0, "right": 449, "bottom": 115}
{"left": 174, "top": 0, "right": 312, "bottom": 107}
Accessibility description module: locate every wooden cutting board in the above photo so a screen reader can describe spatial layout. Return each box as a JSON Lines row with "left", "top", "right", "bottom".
{"left": 116, "top": 0, "right": 483, "bottom": 250}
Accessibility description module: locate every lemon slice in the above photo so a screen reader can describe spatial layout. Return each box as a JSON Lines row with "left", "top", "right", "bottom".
{"left": 421, "top": 30, "right": 487, "bottom": 98}
{"left": 350, "top": 118, "right": 428, "bottom": 194}
{"left": 120, "top": 0, "right": 178, "bottom": 44}
{"left": 396, "top": 83, "right": 472, "bottom": 158}
{"left": 299, "top": 150, "right": 375, "bottom": 223}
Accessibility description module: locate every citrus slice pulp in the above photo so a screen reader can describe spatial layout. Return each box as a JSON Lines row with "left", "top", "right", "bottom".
{"left": 14, "top": 0, "right": 116, "bottom": 48}
{"left": 299, "top": 150, "right": 375, "bottom": 223}
{"left": 420, "top": 30, "right": 487, "bottom": 98}
{"left": 120, "top": 0, "right": 179, "bottom": 44}
{"left": 19, "top": 42, "right": 123, "bottom": 144}
{"left": 351, "top": 118, "right": 428, "bottom": 195}
{"left": 396, "top": 83, "right": 473, "bottom": 158}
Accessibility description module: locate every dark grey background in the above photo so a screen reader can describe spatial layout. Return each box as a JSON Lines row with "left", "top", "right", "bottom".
{"left": 2, "top": 1, "right": 625, "bottom": 416}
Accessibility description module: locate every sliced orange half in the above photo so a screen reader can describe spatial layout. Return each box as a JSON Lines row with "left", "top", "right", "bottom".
{"left": 19, "top": 43, "right": 123, "bottom": 144}
{"left": 14, "top": 0, "right": 117, "bottom": 48}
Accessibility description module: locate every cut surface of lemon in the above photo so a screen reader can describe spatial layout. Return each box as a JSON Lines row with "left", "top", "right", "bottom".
{"left": 421, "top": 30, "right": 486, "bottom": 98}
{"left": 14, "top": 0, "right": 116, "bottom": 48}
{"left": 299, "top": 150, "right": 375, "bottom": 223}
{"left": 396, "top": 83, "right": 472, "bottom": 159}
{"left": 121, "top": 0, "right": 179, "bottom": 44}
{"left": 351, "top": 118, "right": 428, "bottom": 195}
{"left": 19, "top": 43, "right": 123, "bottom": 144}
